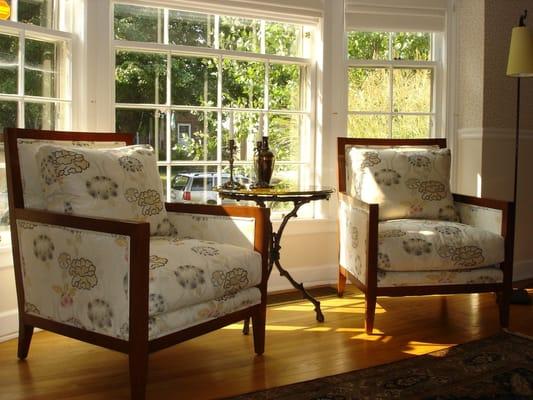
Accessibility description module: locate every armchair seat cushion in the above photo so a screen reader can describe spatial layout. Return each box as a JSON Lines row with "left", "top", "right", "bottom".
{"left": 148, "top": 237, "right": 262, "bottom": 317}
{"left": 378, "top": 219, "right": 504, "bottom": 272}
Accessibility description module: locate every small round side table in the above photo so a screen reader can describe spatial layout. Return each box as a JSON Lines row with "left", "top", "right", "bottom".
{"left": 216, "top": 185, "right": 334, "bottom": 328}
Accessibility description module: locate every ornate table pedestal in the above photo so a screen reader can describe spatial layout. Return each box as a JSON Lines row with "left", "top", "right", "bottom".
{"left": 217, "top": 186, "right": 334, "bottom": 330}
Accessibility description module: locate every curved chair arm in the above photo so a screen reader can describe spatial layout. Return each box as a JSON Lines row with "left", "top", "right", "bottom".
{"left": 453, "top": 193, "right": 514, "bottom": 237}
{"left": 12, "top": 208, "right": 150, "bottom": 352}
{"left": 165, "top": 202, "right": 270, "bottom": 303}
{"left": 338, "top": 192, "right": 379, "bottom": 288}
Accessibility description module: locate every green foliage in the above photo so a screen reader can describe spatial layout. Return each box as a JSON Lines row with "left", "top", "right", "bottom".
{"left": 347, "top": 31, "right": 433, "bottom": 138}
{"left": 0, "top": 33, "right": 18, "bottom": 94}
{"left": 347, "top": 32, "right": 388, "bottom": 60}
{"left": 169, "top": 10, "right": 214, "bottom": 47}
{"left": 18, "top": 0, "right": 52, "bottom": 28}
{"left": 114, "top": 4, "right": 162, "bottom": 42}
{"left": 393, "top": 32, "right": 430, "bottom": 61}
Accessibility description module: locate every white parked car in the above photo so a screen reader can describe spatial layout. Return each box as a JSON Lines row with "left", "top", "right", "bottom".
{"left": 170, "top": 173, "right": 250, "bottom": 204}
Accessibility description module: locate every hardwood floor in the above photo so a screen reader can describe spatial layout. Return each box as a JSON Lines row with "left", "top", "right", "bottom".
{"left": 1, "top": 287, "right": 532, "bottom": 400}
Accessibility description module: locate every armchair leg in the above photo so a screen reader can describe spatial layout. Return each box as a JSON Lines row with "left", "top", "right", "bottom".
{"left": 129, "top": 349, "right": 149, "bottom": 400}
{"left": 252, "top": 308, "right": 266, "bottom": 355}
{"left": 499, "top": 289, "right": 511, "bottom": 328}
{"left": 365, "top": 294, "right": 376, "bottom": 334}
{"left": 17, "top": 322, "right": 34, "bottom": 360}
{"left": 338, "top": 266, "right": 347, "bottom": 298}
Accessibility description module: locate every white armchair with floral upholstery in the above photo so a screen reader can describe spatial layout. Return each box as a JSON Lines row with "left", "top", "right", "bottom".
{"left": 337, "top": 138, "right": 514, "bottom": 334}
{"left": 4, "top": 128, "right": 269, "bottom": 400}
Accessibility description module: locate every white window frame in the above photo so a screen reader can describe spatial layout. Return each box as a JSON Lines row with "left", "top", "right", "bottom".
{"left": 0, "top": 20, "right": 73, "bottom": 130}
{"left": 111, "top": 1, "right": 317, "bottom": 215}
{"left": 346, "top": 31, "right": 444, "bottom": 139}
{"left": 0, "top": 0, "right": 73, "bottom": 250}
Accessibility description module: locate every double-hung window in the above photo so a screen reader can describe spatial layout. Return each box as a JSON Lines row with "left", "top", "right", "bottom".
{"left": 346, "top": 31, "right": 440, "bottom": 138}
{"left": 112, "top": 3, "right": 314, "bottom": 206}
{"left": 0, "top": 0, "right": 72, "bottom": 235}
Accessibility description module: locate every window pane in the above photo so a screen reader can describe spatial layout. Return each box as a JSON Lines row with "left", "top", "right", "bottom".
{"left": 169, "top": 10, "right": 214, "bottom": 47}
{"left": 171, "top": 111, "right": 217, "bottom": 161}
{"left": 0, "top": 100, "right": 17, "bottom": 131}
{"left": 347, "top": 32, "right": 389, "bottom": 60}
{"left": 348, "top": 68, "right": 389, "bottom": 112}
{"left": 222, "top": 111, "right": 260, "bottom": 162}
{"left": 393, "top": 32, "right": 431, "bottom": 61}
{"left": 114, "top": 4, "right": 163, "bottom": 43}
{"left": 171, "top": 56, "right": 217, "bottom": 106}
{"left": 18, "top": 0, "right": 53, "bottom": 28}
{"left": 348, "top": 114, "right": 389, "bottom": 138}
{"left": 169, "top": 165, "right": 217, "bottom": 204}
{"left": 0, "top": 33, "right": 18, "bottom": 94}
{"left": 115, "top": 51, "right": 166, "bottom": 104}
{"left": 265, "top": 22, "right": 302, "bottom": 57}
{"left": 115, "top": 109, "right": 166, "bottom": 160}
{"left": 25, "top": 38, "right": 56, "bottom": 97}
{"left": 25, "top": 102, "right": 55, "bottom": 129}
{"left": 269, "top": 63, "right": 301, "bottom": 110}
{"left": 219, "top": 16, "right": 260, "bottom": 53}
{"left": 268, "top": 114, "right": 300, "bottom": 162}
{"left": 392, "top": 115, "right": 431, "bottom": 138}
{"left": 393, "top": 68, "right": 432, "bottom": 112}
{"left": 222, "top": 59, "right": 265, "bottom": 108}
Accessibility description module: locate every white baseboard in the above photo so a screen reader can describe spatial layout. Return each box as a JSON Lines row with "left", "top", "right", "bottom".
{"left": 267, "top": 264, "right": 337, "bottom": 293}
{"left": 0, "top": 309, "right": 18, "bottom": 343}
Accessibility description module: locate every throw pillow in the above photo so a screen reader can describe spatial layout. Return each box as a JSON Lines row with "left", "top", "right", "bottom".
{"left": 18, "top": 139, "right": 126, "bottom": 209}
{"left": 348, "top": 147, "right": 457, "bottom": 221}
{"left": 36, "top": 144, "right": 167, "bottom": 235}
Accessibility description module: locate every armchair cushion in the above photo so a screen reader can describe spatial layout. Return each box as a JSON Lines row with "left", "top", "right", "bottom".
{"left": 378, "top": 219, "right": 504, "bottom": 272}
{"left": 17, "top": 138, "right": 126, "bottom": 209}
{"left": 36, "top": 144, "right": 167, "bottom": 235}
{"left": 148, "top": 237, "right": 262, "bottom": 315}
{"left": 348, "top": 147, "right": 457, "bottom": 221}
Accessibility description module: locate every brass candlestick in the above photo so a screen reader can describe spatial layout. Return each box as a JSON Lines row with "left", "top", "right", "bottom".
{"left": 221, "top": 139, "right": 244, "bottom": 190}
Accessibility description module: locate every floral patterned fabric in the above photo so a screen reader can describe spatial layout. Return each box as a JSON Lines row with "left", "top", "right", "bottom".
{"left": 17, "top": 219, "right": 131, "bottom": 339}
{"left": 147, "top": 287, "right": 261, "bottom": 340}
{"left": 339, "top": 196, "right": 369, "bottom": 285}
{"left": 148, "top": 237, "right": 262, "bottom": 315}
{"left": 17, "top": 139, "right": 126, "bottom": 209}
{"left": 17, "top": 220, "right": 263, "bottom": 340}
{"left": 347, "top": 147, "right": 457, "bottom": 221}
{"left": 35, "top": 144, "right": 167, "bottom": 235}
{"left": 455, "top": 201, "right": 503, "bottom": 235}
{"left": 377, "top": 219, "right": 504, "bottom": 272}
{"left": 166, "top": 212, "right": 256, "bottom": 250}
{"left": 377, "top": 266, "right": 503, "bottom": 287}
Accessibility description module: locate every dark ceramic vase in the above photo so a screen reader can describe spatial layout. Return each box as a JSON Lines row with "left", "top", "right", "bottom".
{"left": 253, "top": 136, "right": 275, "bottom": 187}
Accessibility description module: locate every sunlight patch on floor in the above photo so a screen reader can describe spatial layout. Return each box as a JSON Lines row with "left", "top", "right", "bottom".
{"left": 402, "top": 341, "right": 455, "bottom": 355}
{"left": 271, "top": 304, "right": 386, "bottom": 314}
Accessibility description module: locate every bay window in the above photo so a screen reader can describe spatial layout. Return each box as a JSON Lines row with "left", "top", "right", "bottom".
{"left": 112, "top": 2, "right": 315, "bottom": 207}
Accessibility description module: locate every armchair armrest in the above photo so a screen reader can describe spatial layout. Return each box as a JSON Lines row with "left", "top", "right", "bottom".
{"left": 338, "top": 192, "right": 379, "bottom": 286}
{"left": 165, "top": 202, "right": 270, "bottom": 296}
{"left": 12, "top": 208, "right": 149, "bottom": 348}
{"left": 165, "top": 203, "right": 269, "bottom": 253}
{"left": 452, "top": 193, "right": 514, "bottom": 237}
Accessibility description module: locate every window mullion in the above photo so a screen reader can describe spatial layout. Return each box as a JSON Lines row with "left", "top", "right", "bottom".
{"left": 18, "top": 29, "right": 25, "bottom": 127}
{"left": 388, "top": 65, "right": 393, "bottom": 138}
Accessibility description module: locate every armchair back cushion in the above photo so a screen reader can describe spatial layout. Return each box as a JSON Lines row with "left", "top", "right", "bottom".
{"left": 18, "top": 138, "right": 126, "bottom": 209}
{"left": 348, "top": 147, "right": 457, "bottom": 221}
{"left": 36, "top": 144, "right": 167, "bottom": 235}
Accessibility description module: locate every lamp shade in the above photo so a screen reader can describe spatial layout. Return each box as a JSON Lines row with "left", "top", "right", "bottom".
{"left": 507, "top": 26, "right": 533, "bottom": 77}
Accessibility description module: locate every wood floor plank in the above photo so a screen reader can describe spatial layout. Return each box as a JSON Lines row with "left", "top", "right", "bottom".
{"left": 0, "top": 287, "right": 531, "bottom": 400}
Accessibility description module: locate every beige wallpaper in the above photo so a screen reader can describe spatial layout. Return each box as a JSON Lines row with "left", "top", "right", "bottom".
{"left": 456, "top": 0, "right": 533, "bottom": 279}
{"left": 456, "top": 0, "right": 485, "bottom": 130}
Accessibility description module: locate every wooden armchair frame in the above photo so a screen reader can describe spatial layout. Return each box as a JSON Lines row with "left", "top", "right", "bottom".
{"left": 4, "top": 128, "right": 270, "bottom": 400}
{"left": 337, "top": 137, "right": 515, "bottom": 333}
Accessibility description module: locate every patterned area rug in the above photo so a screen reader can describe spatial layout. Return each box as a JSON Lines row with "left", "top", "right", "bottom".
{"left": 229, "top": 331, "right": 533, "bottom": 400}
